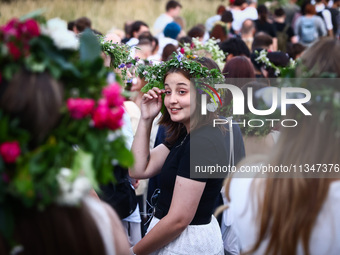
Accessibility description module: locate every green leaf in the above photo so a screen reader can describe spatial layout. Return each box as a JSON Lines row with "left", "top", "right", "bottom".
{"left": 79, "top": 29, "right": 102, "bottom": 63}
{"left": 71, "top": 149, "right": 98, "bottom": 189}
{"left": 19, "top": 9, "right": 45, "bottom": 22}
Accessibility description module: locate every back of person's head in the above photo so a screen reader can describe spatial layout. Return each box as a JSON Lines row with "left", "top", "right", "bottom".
{"left": 298, "top": 38, "right": 340, "bottom": 76}
{"left": 178, "top": 36, "right": 192, "bottom": 45}
{"left": 234, "top": 0, "right": 246, "bottom": 7}
{"left": 174, "top": 16, "right": 186, "bottom": 30}
{"left": 241, "top": 19, "right": 255, "bottom": 35}
{"left": 166, "top": 0, "right": 182, "bottom": 11}
{"left": 130, "top": 21, "right": 149, "bottom": 38}
{"left": 0, "top": 70, "right": 63, "bottom": 145}
{"left": 68, "top": 20, "right": 75, "bottom": 31}
{"left": 138, "top": 31, "right": 154, "bottom": 42}
{"left": 223, "top": 56, "right": 255, "bottom": 79}
{"left": 221, "top": 10, "right": 233, "bottom": 23}
{"left": 162, "top": 44, "right": 178, "bottom": 61}
{"left": 0, "top": 204, "right": 106, "bottom": 255}
{"left": 164, "top": 22, "right": 181, "bottom": 39}
{"left": 286, "top": 43, "right": 306, "bottom": 60}
{"left": 75, "top": 17, "right": 92, "bottom": 33}
{"left": 216, "top": 5, "right": 227, "bottom": 15}
{"left": 305, "top": 3, "right": 316, "bottom": 15}
{"left": 252, "top": 32, "right": 273, "bottom": 51}
{"left": 222, "top": 56, "right": 255, "bottom": 105}
{"left": 187, "top": 25, "right": 205, "bottom": 39}
{"left": 219, "top": 38, "right": 251, "bottom": 59}
{"left": 266, "top": 51, "right": 290, "bottom": 77}
{"left": 210, "top": 24, "right": 228, "bottom": 42}
{"left": 274, "top": 7, "right": 285, "bottom": 18}
{"left": 257, "top": 4, "right": 268, "bottom": 22}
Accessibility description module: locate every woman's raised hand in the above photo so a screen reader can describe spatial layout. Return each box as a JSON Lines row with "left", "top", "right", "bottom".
{"left": 141, "top": 87, "right": 164, "bottom": 120}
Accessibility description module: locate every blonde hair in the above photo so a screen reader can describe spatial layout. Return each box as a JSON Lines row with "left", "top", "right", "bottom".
{"left": 225, "top": 38, "right": 340, "bottom": 255}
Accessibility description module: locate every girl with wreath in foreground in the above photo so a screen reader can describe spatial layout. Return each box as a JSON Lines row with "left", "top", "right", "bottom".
{"left": 129, "top": 54, "right": 231, "bottom": 255}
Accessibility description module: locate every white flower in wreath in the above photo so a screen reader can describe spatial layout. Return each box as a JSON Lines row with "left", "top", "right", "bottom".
{"left": 56, "top": 168, "right": 92, "bottom": 206}
{"left": 206, "top": 93, "right": 220, "bottom": 112}
{"left": 42, "top": 18, "right": 79, "bottom": 50}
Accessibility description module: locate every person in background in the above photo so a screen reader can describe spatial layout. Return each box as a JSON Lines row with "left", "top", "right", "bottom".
{"left": 294, "top": 4, "right": 327, "bottom": 46}
{"left": 240, "top": 19, "right": 256, "bottom": 50}
{"left": 206, "top": 5, "right": 227, "bottom": 32}
{"left": 126, "top": 21, "right": 150, "bottom": 47}
{"left": 157, "top": 22, "right": 181, "bottom": 60}
{"left": 230, "top": 0, "right": 258, "bottom": 34}
{"left": 286, "top": 42, "right": 306, "bottom": 60}
{"left": 254, "top": 4, "right": 277, "bottom": 51}
{"left": 73, "top": 16, "right": 92, "bottom": 34}
{"left": 315, "top": 0, "right": 334, "bottom": 36}
{"left": 273, "top": 7, "right": 298, "bottom": 52}
{"left": 153, "top": 0, "right": 182, "bottom": 38}
{"left": 219, "top": 37, "right": 251, "bottom": 62}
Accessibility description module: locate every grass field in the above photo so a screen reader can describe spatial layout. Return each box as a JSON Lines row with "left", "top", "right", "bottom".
{"left": 0, "top": 0, "right": 231, "bottom": 35}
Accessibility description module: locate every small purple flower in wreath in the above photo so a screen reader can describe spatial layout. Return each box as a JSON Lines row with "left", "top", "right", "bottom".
{"left": 135, "top": 57, "right": 140, "bottom": 61}
{"left": 126, "top": 62, "right": 132, "bottom": 68}
{"left": 197, "top": 88, "right": 204, "bottom": 95}
{"left": 177, "top": 53, "right": 183, "bottom": 62}
{"left": 118, "top": 63, "right": 125, "bottom": 68}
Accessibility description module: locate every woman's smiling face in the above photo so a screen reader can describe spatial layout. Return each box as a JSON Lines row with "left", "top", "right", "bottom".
{"left": 164, "top": 72, "right": 196, "bottom": 131}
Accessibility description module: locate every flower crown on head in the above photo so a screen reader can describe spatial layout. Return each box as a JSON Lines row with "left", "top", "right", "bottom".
{"left": 136, "top": 52, "right": 225, "bottom": 112}
{"left": 255, "top": 49, "right": 296, "bottom": 77}
{"left": 98, "top": 35, "right": 140, "bottom": 83}
{"left": 0, "top": 13, "right": 133, "bottom": 240}
{"left": 180, "top": 37, "right": 226, "bottom": 70}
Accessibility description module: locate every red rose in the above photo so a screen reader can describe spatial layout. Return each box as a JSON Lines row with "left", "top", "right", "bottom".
{"left": 102, "top": 83, "right": 124, "bottom": 107}
{"left": 180, "top": 48, "right": 185, "bottom": 54}
{"left": 92, "top": 105, "right": 111, "bottom": 129}
{"left": 106, "top": 106, "right": 124, "bottom": 130}
{"left": 0, "top": 141, "right": 21, "bottom": 164}
{"left": 21, "top": 19, "right": 40, "bottom": 37}
{"left": 67, "top": 98, "right": 95, "bottom": 119}
{"left": 7, "top": 42, "right": 21, "bottom": 60}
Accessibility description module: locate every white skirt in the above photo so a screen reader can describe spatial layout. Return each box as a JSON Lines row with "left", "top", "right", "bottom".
{"left": 146, "top": 216, "right": 224, "bottom": 255}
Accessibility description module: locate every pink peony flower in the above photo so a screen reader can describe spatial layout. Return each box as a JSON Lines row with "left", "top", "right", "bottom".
{"left": 92, "top": 105, "right": 124, "bottom": 130}
{"left": 102, "top": 83, "right": 124, "bottom": 107}
{"left": 180, "top": 48, "right": 185, "bottom": 54}
{"left": 92, "top": 105, "right": 111, "bottom": 129}
{"left": 106, "top": 106, "right": 124, "bottom": 130}
{"left": 0, "top": 18, "right": 21, "bottom": 39}
{"left": 21, "top": 19, "right": 40, "bottom": 37}
{"left": 0, "top": 141, "right": 21, "bottom": 164}
{"left": 67, "top": 98, "right": 95, "bottom": 119}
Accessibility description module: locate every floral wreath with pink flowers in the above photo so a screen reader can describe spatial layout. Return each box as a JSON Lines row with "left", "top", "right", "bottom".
{"left": 0, "top": 12, "right": 133, "bottom": 242}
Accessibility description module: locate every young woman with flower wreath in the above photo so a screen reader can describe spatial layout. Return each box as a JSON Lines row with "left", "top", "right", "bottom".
{"left": 224, "top": 38, "right": 340, "bottom": 255}
{"left": 0, "top": 16, "right": 131, "bottom": 255}
{"left": 129, "top": 55, "right": 232, "bottom": 255}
